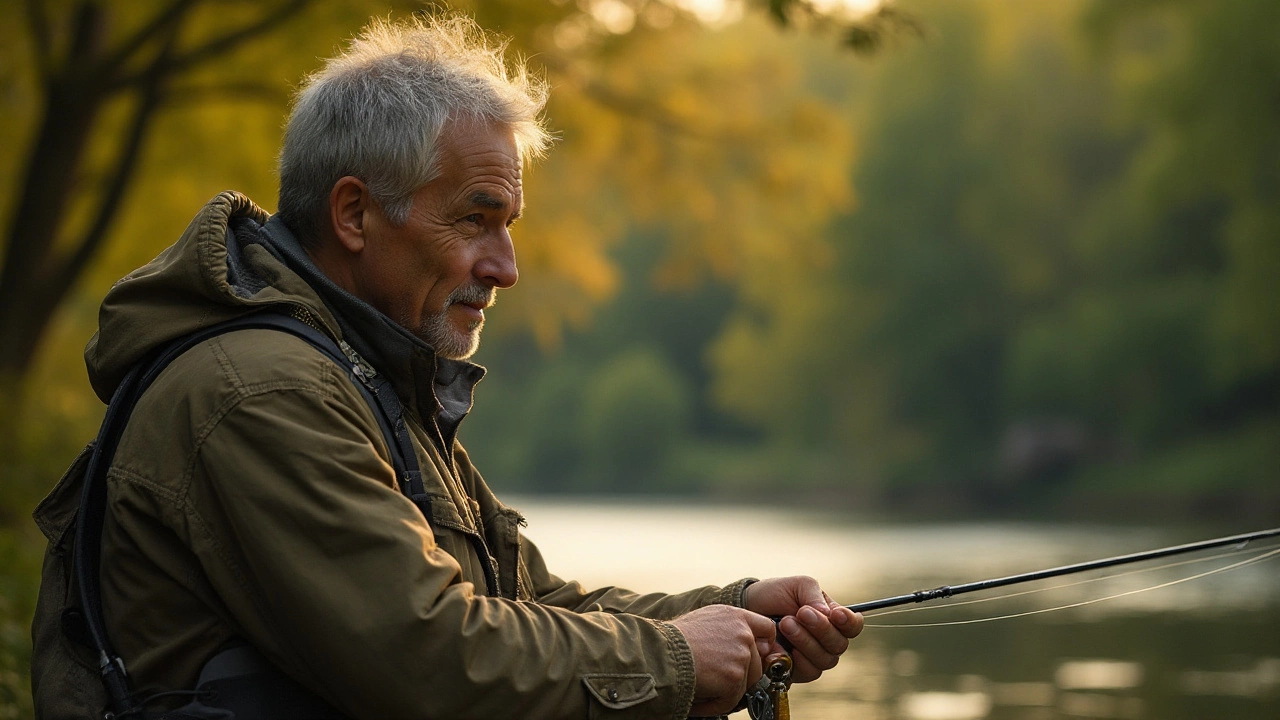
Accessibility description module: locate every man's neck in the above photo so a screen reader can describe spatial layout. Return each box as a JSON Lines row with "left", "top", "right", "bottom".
{"left": 305, "top": 231, "right": 361, "bottom": 299}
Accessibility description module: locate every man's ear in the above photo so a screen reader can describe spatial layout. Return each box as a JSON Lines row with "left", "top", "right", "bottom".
{"left": 329, "top": 176, "right": 370, "bottom": 253}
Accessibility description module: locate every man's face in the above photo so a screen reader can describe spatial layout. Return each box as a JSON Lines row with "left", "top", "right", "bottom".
{"left": 356, "top": 120, "right": 522, "bottom": 359}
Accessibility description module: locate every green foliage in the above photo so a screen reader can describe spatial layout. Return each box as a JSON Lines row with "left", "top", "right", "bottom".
{"left": 698, "top": 0, "right": 1280, "bottom": 512}
{"left": 4, "top": 0, "right": 1277, "bottom": 586}
{"left": 3, "top": 4, "right": 1277, "bottom": 708}
{"left": 457, "top": 0, "right": 1280, "bottom": 517}
{"left": 580, "top": 349, "right": 692, "bottom": 491}
{"left": 1007, "top": 280, "right": 1220, "bottom": 445}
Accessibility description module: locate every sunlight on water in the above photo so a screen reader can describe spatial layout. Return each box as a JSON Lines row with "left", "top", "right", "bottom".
{"left": 1180, "top": 658, "right": 1280, "bottom": 698}
{"left": 510, "top": 496, "right": 1277, "bottom": 612}
{"left": 510, "top": 496, "right": 1129, "bottom": 599}
{"left": 508, "top": 497, "right": 1280, "bottom": 719}
{"left": 1055, "top": 661, "right": 1143, "bottom": 690}
{"left": 989, "top": 681, "right": 1055, "bottom": 706}
{"left": 1058, "top": 692, "right": 1145, "bottom": 719}
{"left": 898, "top": 691, "right": 992, "bottom": 719}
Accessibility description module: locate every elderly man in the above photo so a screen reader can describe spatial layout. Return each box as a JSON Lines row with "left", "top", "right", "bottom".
{"left": 32, "top": 15, "right": 861, "bottom": 720}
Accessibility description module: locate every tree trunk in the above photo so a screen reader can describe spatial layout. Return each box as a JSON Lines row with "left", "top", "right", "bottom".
{"left": 0, "top": 8, "right": 108, "bottom": 458}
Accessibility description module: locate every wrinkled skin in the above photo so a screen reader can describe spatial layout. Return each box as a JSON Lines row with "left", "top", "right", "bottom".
{"left": 672, "top": 576, "right": 863, "bottom": 716}
{"left": 312, "top": 118, "right": 521, "bottom": 359}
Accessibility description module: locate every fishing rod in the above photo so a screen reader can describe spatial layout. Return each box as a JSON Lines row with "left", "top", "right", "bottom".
{"left": 749, "top": 527, "right": 1280, "bottom": 720}
{"left": 844, "top": 526, "right": 1280, "bottom": 614}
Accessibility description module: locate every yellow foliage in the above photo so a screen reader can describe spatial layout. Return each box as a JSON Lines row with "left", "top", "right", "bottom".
{"left": 4, "top": 0, "right": 863, "bottom": 456}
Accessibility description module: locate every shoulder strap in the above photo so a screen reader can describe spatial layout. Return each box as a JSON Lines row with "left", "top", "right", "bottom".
{"left": 72, "top": 312, "right": 421, "bottom": 717}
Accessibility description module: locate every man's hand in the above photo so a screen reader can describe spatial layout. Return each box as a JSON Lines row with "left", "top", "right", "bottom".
{"left": 742, "top": 576, "right": 864, "bottom": 683}
{"left": 670, "top": 605, "right": 782, "bottom": 717}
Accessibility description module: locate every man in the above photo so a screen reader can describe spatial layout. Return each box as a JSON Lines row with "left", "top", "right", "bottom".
{"left": 32, "top": 15, "right": 861, "bottom": 719}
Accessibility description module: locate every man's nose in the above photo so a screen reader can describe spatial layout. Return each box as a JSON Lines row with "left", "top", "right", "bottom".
{"left": 476, "top": 229, "right": 518, "bottom": 289}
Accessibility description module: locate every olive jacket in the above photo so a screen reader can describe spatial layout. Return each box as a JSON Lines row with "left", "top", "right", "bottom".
{"left": 31, "top": 191, "right": 751, "bottom": 719}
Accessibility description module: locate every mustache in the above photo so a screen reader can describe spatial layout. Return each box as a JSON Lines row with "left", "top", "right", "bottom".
{"left": 447, "top": 284, "right": 495, "bottom": 309}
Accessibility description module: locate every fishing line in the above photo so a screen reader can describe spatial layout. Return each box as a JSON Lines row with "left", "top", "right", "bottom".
{"left": 863, "top": 545, "right": 1280, "bottom": 628}
{"left": 844, "top": 527, "right": 1280, "bottom": 614}
{"left": 867, "top": 544, "right": 1272, "bottom": 618}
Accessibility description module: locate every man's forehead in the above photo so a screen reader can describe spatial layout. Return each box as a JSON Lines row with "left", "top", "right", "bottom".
{"left": 423, "top": 125, "right": 521, "bottom": 211}
{"left": 438, "top": 118, "right": 520, "bottom": 162}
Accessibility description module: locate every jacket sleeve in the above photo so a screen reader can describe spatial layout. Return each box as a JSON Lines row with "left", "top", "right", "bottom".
{"left": 180, "top": 364, "right": 697, "bottom": 720}
{"left": 451, "top": 446, "right": 756, "bottom": 620}
{"left": 522, "top": 539, "right": 756, "bottom": 619}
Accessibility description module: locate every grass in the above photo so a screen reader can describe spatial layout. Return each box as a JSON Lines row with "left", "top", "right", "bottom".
{"left": 0, "top": 525, "right": 42, "bottom": 720}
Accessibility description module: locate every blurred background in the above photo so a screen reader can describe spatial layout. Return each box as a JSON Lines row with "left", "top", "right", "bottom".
{"left": 1, "top": 0, "right": 1277, "bottom": 718}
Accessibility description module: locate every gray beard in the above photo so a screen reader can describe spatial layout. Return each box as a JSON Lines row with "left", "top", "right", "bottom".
{"left": 415, "top": 284, "right": 493, "bottom": 360}
{"left": 419, "top": 309, "right": 482, "bottom": 360}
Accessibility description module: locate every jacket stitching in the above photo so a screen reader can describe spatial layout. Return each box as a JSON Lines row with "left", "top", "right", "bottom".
{"left": 102, "top": 467, "right": 262, "bottom": 629}
{"left": 652, "top": 619, "right": 696, "bottom": 719}
{"left": 183, "top": 381, "right": 381, "bottom": 648}
{"left": 210, "top": 336, "right": 245, "bottom": 391}
{"left": 183, "top": 489, "right": 263, "bottom": 609}
{"left": 106, "top": 466, "right": 182, "bottom": 503}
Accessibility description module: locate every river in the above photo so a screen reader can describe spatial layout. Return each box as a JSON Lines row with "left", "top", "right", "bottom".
{"left": 509, "top": 496, "right": 1280, "bottom": 720}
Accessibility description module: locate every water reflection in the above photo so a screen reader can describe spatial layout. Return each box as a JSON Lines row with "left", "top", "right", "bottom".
{"left": 898, "top": 690, "right": 991, "bottom": 720}
{"left": 988, "top": 681, "right": 1054, "bottom": 706}
{"left": 1056, "top": 693, "right": 1143, "bottom": 719}
{"left": 1054, "top": 661, "right": 1143, "bottom": 690}
{"left": 1180, "top": 658, "right": 1280, "bottom": 698}
{"left": 511, "top": 497, "right": 1277, "bottom": 611}
{"left": 509, "top": 497, "right": 1280, "bottom": 718}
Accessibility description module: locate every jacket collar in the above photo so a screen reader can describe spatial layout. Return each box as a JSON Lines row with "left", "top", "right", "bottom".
{"left": 258, "top": 216, "right": 485, "bottom": 447}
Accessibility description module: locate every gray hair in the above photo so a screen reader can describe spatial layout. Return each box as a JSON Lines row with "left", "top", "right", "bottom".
{"left": 277, "top": 15, "right": 551, "bottom": 245}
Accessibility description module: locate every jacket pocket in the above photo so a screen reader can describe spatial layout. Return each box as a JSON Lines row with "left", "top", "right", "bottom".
{"left": 423, "top": 492, "right": 498, "bottom": 595}
{"left": 31, "top": 443, "right": 110, "bottom": 719}
{"left": 33, "top": 443, "right": 94, "bottom": 543}
{"left": 582, "top": 673, "right": 659, "bottom": 712}
{"left": 484, "top": 505, "right": 527, "bottom": 601}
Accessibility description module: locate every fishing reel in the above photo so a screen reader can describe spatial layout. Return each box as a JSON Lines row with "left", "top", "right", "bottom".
{"left": 745, "top": 654, "right": 792, "bottom": 720}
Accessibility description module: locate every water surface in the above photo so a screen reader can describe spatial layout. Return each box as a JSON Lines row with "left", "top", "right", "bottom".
{"left": 512, "top": 497, "right": 1280, "bottom": 719}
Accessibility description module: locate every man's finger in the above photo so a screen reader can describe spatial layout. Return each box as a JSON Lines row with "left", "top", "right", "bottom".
{"left": 793, "top": 577, "right": 828, "bottom": 612}
{"left": 779, "top": 614, "right": 842, "bottom": 672}
{"left": 831, "top": 606, "right": 864, "bottom": 639}
{"left": 804, "top": 605, "right": 854, "bottom": 655}
{"left": 745, "top": 609, "right": 779, "bottom": 642}
{"left": 756, "top": 636, "right": 773, "bottom": 660}
{"left": 747, "top": 635, "right": 764, "bottom": 690}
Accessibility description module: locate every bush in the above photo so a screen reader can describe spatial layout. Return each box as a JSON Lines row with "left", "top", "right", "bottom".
{"left": 579, "top": 349, "right": 693, "bottom": 492}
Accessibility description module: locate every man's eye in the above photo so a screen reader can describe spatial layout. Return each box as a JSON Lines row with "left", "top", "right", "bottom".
{"left": 462, "top": 213, "right": 484, "bottom": 225}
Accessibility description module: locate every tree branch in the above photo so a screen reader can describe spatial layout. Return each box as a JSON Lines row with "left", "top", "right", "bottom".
{"left": 97, "top": 0, "right": 201, "bottom": 81}
{"left": 754, "top": 0, "right": 925, "bottom": 56}
{"left": 163, "top": 80, "right": 290, "bottom": 107}
{"left": 22, "top": 0, "right": 53, "bottom": 79}
{"left": 1, "top": 2, "right": 106, "bottom": 297}
{"left": 109, "top": 0, "right": 313, "bottom": 91}
{"left": 68, "top": 0, "right": 106, "bottom": 66}
{"left": 539, "top": 56, "right": 723, "bottom": 142}
{"left": 578, "top": 78, "right": 719, "bottom": 140}
{"left": 843, "top": 5, "right": 925, "bottom": 56}
{"left": 49, "top": 25, "right": 176, "bottom": 296}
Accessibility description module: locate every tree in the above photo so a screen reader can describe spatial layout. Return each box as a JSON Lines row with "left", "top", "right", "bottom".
{"left": 709, "top": 0, "right": 1129, "bottom": 504}
{"left": 0, "top": 0, "right": 913, "bottom": 450}
{"left": 0, "top": 0, "right": 328, "bottom": 444}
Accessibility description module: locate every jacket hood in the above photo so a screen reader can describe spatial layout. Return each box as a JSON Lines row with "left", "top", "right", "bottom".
{"left": 86, "top": 191, "right": 484, "bottom": 444}
{"left": 86, "top": 191, "right": 339, "bottom": 402}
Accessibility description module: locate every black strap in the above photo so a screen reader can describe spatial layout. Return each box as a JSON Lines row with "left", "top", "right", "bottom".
{"left": 72, "top": 312, "right": 422, "bottom": 717}
{"left": 155, "top": 644, "right": 347, "bottom": 720}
